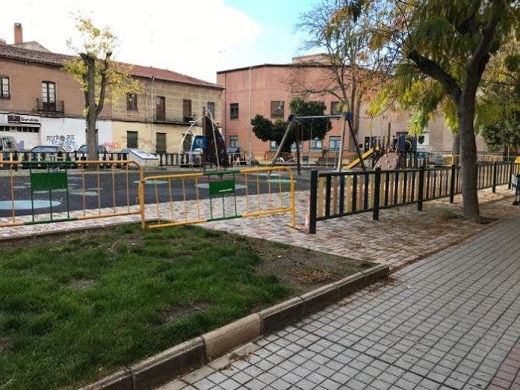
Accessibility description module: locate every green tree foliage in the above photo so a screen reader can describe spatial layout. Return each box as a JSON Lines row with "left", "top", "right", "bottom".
{"left": 290, "top": 98, "right": 331, "bottom": 141}
{"left": 481, "top": 112, "right": 520, "bottom": 154}
{"left": 63, "top": 15, "right": 140, "bottom": 161}
{"left": 478, "top": 33, "right": 520, "bottom": 147}
{"left": 251, "top": 115, "right": 289, "bottom": 152}
{"left": 251, "top": 98, "right": 331, "bottom": 154}
{"left": 363, "top": 0, "right": 520, "bottom": 222}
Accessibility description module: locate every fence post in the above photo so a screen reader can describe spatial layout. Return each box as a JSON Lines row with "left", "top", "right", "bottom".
{"left": 449, "top": 164, "right": 456, "bottom": 203}
{"left": 417, "top": 165, "right": 425, "bottom": 211}
{"left": 373, "top": 168, "right": 381, "bottom": 220}
{"left": 509, "top": 160, "right": 514, "bottom": 190}
{"left": 492, "top": 161, "right": 497, "bottom": 193}
{"left": 309, "top": 170, "right": 318, "bottom": 234}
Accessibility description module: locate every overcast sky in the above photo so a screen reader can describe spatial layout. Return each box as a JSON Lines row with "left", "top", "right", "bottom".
{"left": 1, "top": 0, "right": 319, "bottom": 83}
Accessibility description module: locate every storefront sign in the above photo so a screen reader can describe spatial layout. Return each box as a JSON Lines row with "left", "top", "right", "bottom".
{"left": 6, "top": 114, "right": 41, "bottom": 125}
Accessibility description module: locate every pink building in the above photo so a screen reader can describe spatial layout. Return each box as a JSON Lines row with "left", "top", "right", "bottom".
{"left": 217, "top": 56, "right": 488, "bottom": 164}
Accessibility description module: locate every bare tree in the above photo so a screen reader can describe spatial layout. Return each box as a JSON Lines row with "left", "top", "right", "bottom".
{"left": 293, "top": 0, "right": 392, "bottom": 170}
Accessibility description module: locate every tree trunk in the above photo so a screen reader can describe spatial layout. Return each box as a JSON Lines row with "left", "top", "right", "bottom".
{"left": 458, "top": 95, "right": 480, "bottom": 222}
{"left": 85, "top": 55, "right": 98, "bottom": 163}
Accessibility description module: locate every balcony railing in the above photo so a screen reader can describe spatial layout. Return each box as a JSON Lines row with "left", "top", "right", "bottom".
{"left": 35, "top": 99, "right": 65, "bottom": 114}
{"left": 153, "top": 113, "right": 194, "bottom": 124}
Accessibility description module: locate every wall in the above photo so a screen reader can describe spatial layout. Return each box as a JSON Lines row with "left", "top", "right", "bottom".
{"left": 217, "top": 64, "right": 490, "bottom": 162}
{"left": 111, "top": 121, "right": 204, "bottom": 153}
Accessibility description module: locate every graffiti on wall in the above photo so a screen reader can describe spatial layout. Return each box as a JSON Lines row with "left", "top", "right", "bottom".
{"left": 103, "top": 141, "right": 120, "bottom": 152}
{"left": 46, "top": 135, "right": 77, "bottom": 152}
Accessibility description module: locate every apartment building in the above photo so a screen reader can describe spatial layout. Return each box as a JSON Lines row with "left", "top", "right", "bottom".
{"left": 217, "top": 55, "right": 488, "bottom": 163}
{"left": 0, "top": 23, "right": 223, "bottom": 153}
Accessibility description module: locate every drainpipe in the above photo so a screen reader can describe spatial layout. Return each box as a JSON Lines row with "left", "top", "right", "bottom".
{"left": 248, "top": 66, "right": 252, "bottom": 165}
{"left": 150, "top": 75, "right": 154, "bottom": 150}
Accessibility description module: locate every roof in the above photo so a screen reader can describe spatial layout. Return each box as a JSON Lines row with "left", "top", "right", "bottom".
{"left": 130, "top": 64, "right": 222, "bottom": 90}
{"left": 216, "top": 62, "right": 335, "bottom": 75}
{"left": 0, "top": 43, "right": 222, "bottom": 90}
{"left": 216, "top": 54, "right": 345, "bottom": 75}
{"left": 11, "top": 41, "right": 51, "bottom": 52}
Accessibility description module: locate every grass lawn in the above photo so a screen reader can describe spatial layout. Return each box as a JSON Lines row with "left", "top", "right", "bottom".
{"left": 0, "top": 223, "right": 372, "bottom": 389}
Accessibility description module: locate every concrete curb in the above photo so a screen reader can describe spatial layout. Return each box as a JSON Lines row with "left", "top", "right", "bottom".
{"left": 80, "top": 264, "right": 389, "bottom": 390}
{"left": 202, "top": 313, "right": 262, "bottom": 361}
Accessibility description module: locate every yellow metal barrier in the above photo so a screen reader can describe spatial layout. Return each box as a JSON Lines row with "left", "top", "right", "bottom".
{"left": 0, "top": 160, "right": 142, "bottom": 226}
{"left": 138, "top": 166, "right": 296, "bottom": 230}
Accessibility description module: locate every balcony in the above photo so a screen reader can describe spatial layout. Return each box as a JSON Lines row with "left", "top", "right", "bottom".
{"left": 153, "top": 113, "right": 194, "bottom": 125}
{"left": 35, "top": 99, "right": 65, "bottom": 115}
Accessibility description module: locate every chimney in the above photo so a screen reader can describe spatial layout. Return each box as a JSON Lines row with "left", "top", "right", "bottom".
{"left": 0, "top": 39, "right": 6, "bottom": 47}
{"left": 14, "top": 23, "right": 23, "bottom": 44}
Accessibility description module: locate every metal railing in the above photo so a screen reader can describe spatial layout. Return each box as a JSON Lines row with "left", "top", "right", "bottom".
{"left": 308, "top": 162, "right": 520, "bottom": 233}
{"left": 0, "top": 160, "right": 142, "bottom": 226}
{"left": 139, "top": 166, "right": 296, "bottom": 230}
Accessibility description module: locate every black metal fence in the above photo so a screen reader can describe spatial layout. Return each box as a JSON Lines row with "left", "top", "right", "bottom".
{"left": 308, "top": 162, "right": 520, "bottom": 234}
{"left": 1, "top": 151, "right": 127, "bottom": 167}
{"left": 1, "top": 152, "right": 245, "bottom": 169}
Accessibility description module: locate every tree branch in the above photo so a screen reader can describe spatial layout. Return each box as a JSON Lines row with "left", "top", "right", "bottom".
{"left": 407, "top": 50, "right": 462, "bottom": 103}
{"left": 96, "top": 51, "right": 112, "bottom": 116}
{"left": 465, "top": 0, "right": 505, "bottom": 94}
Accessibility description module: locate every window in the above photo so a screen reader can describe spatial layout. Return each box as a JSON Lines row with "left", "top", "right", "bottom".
{"left": 126, "top": 93, "right": 137, "bottom": 110}
{"left": 310, "top": 139, "right": 323, "bottom": 150}
{"left": 155, "top": 96, "right": 165, "bottom": 121}
{"left": 156, "top": 132, "right": 166, "bottom": 153}
{"left": 127, "top": 131, "right": 138, "bottom": 148}
{"left": 290, "top": 142, "right": 302, "bottom": 152}
{"left": 206, "top": 102, "right": 215, "bottom": 117}
{"left": 229, "top": 135, "right": 239, "bottom": 147}
{"left": 271, "top": 101, "right": 284, "bottom": 118}
{"left": 41, "top": 81, "right": 56, "bottom": 111}
{"left": 330, "top": 101, "right": 341, "bottom": 115}
{"left": 0, "top": 126, "right": 39, "bottom": 133}
{"left": 329, "top": 136, "right": 341, "bottom": 151}
{"left": 230, "top": 103, "right": 239, "bottom": 120}
{"left": 270, "top": 140, "right": 277, "bottom": 151}
{"left": 183, "top": 99, "right": 192, "bottom": 121}
{"left": 0, "top": 76, "right": 10, "bottom": 98}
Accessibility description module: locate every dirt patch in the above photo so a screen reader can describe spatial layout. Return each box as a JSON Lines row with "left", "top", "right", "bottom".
{"left": 239, "top": 238, "right": 374, "bottom": 296}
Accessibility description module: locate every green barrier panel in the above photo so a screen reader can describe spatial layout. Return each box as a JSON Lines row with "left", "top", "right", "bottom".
{"left": 30, "top": 171, "right": 68, "bottom": 191}
{"left": 209, "top": 179, "right": 236, "bottom": 196}
{"left": 207, "top": 173, "right": 240, "bottom": 221}
{"left": 29, "top": 167, "right": 71, "bottom": 223}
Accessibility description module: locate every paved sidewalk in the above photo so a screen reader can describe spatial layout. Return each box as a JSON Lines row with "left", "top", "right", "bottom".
{"left": 2, "top": 183, "right": 520, "bottom": 390}
{"left": 160, "top": 216, "right": 520, "bottom": 390}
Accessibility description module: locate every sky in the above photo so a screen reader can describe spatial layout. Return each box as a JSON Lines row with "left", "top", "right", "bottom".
{"left": 1, "top": 0, "right": 320, "bottom": 83}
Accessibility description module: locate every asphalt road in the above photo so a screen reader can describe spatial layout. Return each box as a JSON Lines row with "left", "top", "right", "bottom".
{"left": 0, "top": 166, "right": 314, "bottom": 218}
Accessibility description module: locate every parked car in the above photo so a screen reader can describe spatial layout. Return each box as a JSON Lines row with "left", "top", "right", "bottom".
{"left": 23, "top": 145, "right": 68, "bottom": 169}
{"left": 0, "top": 136, "right": 16, "bottom": 152}
{"left": 77, "top": 144, "right": 108, "bottom": 154}
{"left": 30, "top": 145, "right": 66, "bottom": 154}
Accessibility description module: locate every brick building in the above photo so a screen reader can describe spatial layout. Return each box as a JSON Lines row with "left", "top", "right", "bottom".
{"left": 0, "top": 23, "right": 223, "bottom": 153}
{"left": 217, "top": 55, "right": 489, "bottom": 164}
